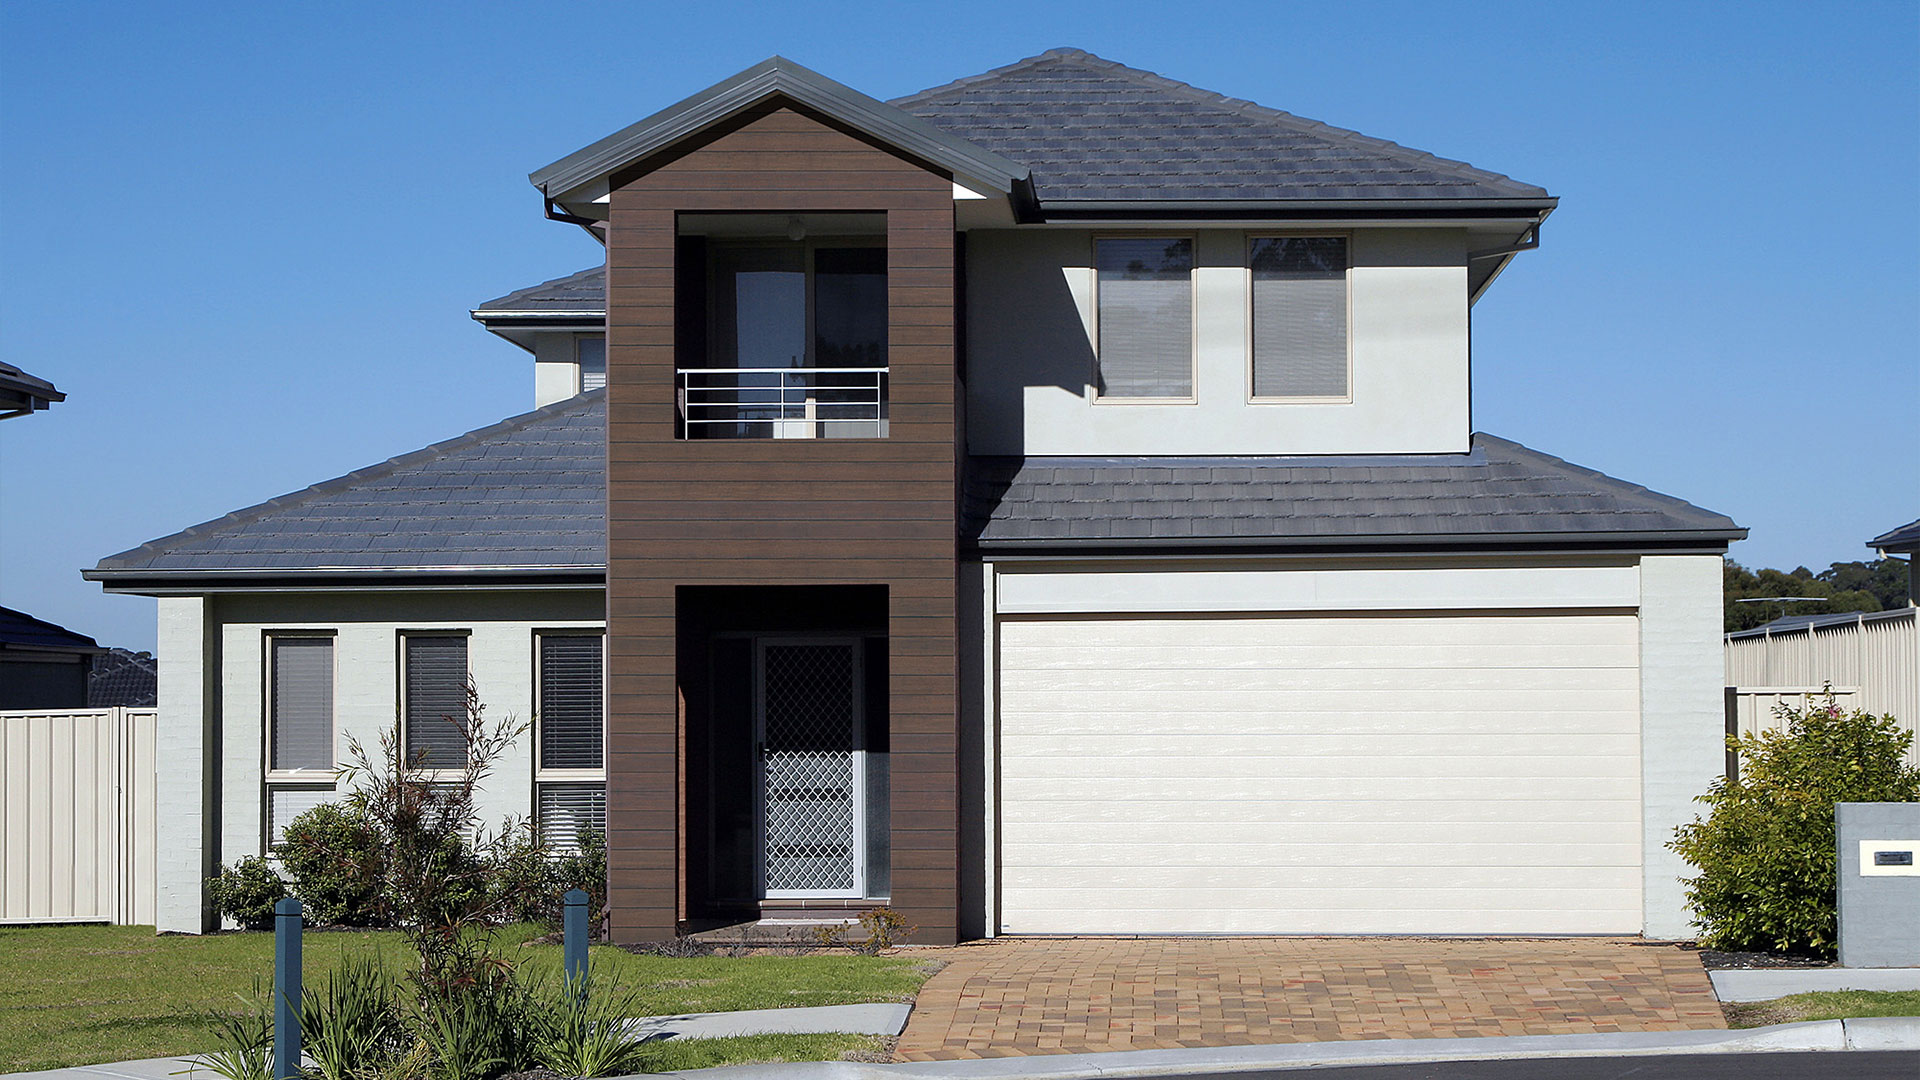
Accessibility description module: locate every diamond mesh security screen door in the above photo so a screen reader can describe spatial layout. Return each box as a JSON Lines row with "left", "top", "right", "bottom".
{"left": 757, "top": 639, "right": 864, "bottom": 897}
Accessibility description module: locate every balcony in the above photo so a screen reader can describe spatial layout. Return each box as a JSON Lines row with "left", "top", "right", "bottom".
{"left": 678, "top": 367, "right": 888, "bottom": 440}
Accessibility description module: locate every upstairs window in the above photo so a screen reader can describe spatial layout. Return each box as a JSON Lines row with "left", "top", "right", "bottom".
{"left": 678, "top": 213, "right": 889, "bottom": 439}
{"left": 1094, "top": 237, "right": 1194, "bottom": 400}
{"left": 575, "top": 336, "right": 606, "bottom": 392}
{"left": 1250, "top": 236, "right": 1350, "bottom": 399}
{"left": 402, "top": 634, "right": 469, "bottom": 770}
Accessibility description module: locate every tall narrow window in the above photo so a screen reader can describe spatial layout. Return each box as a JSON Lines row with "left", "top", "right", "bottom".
{"left": 575, "top": 336, "right": 606, "bottom": 392}
{"left": 1095, "top": 237, "right": 1194, "bottom": 399}
{"left": 538, "top": 634, "right": 603, "bottom": 770}
{"left": 403, "top": 634, "right": 469, "bottom": 769}
{"left": 269, "top": 636, "right": 334, "bottom": 772}
{"left": 1250, "top": 236, "right": 1349, "bottom": 398}
{"left": 537, "top": 633, "right": 604, "bottom": 853}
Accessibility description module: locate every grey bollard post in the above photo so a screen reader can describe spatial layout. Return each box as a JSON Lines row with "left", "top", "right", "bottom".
{"left": 273, "top": 897, "right": 302, "bottom": 1080}
{"left": 563, "top": 888, "right": 589, "bottom": 993}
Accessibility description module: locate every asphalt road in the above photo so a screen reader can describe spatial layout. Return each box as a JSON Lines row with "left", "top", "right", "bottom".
{"left": 1116, "top": 1050, "right": 1920, "bottom": 1079}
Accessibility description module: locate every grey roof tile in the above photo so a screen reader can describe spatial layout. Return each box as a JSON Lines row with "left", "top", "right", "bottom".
{"left": 1870, "top": 518, "right": 1920, "bottom": 552}
{"left": 473, "top": 266, "right": 606, "bottom": 316}
{"left": 893, "top": 49, "right": 1550, "bottom": 206}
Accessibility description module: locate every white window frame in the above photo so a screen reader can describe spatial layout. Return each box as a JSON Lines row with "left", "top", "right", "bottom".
{"left": 1244, "top": 231, "right": 1355, "bottom": 405}
{"left": 262, "top": 631, "right": 338, "bottom": 851}
{"left": 398, "top": 630, "right": 473, "bottom": 780}
{"left": 534, "top": 629, "right": 607, "bottom": 853}
{"left": 1089, "top": 233, "right": 1199, "bottom": 406}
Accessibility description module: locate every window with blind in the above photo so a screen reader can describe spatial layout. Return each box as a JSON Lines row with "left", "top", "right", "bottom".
{"left": 269, "top": 636, "right": 334, "bottom": 772}
{"left": 1095, "top": 237, "right": 1194, "bottom": 400}
{"left": 403, "top": 634, "right": 469, "bottom": 769}
{"left": 538, "top": 783, "right": 607, "bottom": 854}
{"left": 537, "top": 634, "right": 603, "bottom": 770}
{"left": 268, "top": 786, "right": 333, "bottom": 848}
{"left": 1250, "top": 236, "right": 1350, "bottom": 399}
{"left": 576, "top": 336, "right": 606, "bottom": 392}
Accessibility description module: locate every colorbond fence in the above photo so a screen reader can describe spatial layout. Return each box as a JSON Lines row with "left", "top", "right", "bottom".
{"left": 0, "top": 708, "right": 156, "bottom": 925}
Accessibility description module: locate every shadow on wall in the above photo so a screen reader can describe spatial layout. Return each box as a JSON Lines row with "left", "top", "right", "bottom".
{"left": 963, "top": 232, "right": 1095, "bottom": 458}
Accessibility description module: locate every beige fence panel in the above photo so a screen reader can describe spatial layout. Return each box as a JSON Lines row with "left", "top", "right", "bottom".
{"left": 1726, "top": 609, "right": 1919, "bottom": 770}
{"left": 0, "top": 708, "right": 156, "bottom": 925}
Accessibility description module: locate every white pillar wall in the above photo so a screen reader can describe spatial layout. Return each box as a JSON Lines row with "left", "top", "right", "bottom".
{"left": 1638, "top": 554, "right": 1728, "bottom": 940}
{"left": 155, "top": 595, "right": 216, "bottom": 934}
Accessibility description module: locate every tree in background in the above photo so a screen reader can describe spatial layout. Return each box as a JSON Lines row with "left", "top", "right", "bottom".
{"left": 1723, "top": 557, "right": 1910, "bottom": 633}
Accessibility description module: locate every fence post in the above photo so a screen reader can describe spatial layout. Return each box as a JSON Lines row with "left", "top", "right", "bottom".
{"left": 274, "top": 897, "right": 302, "bottom": 1080}
{"left": 563, "top": 888, "right": 589, "bottom": 993}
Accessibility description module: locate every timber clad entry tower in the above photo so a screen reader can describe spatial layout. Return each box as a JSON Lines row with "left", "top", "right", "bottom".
{"left": 602, "top": 102, "right": 961, "bottom": 943}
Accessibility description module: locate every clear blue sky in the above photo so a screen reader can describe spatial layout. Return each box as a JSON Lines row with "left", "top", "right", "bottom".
{"left": 2, "top": 1, "right": 1916, "bottom": 653}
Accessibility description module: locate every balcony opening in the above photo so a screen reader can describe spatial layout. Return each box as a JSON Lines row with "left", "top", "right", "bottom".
{"left": 677, "top": 212, "right": 887, "bottom": 439}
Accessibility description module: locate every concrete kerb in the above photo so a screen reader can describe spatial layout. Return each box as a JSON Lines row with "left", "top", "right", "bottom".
{"left": 647, "top": 1018, "right": 1920, "bottom": 1079}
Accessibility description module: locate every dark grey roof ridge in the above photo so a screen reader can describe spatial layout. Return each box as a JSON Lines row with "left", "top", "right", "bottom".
{"left": 1473, "top": 433, "right": 1740, "bottom": 533}
{"left": 892, "top": 47, "right": 1550, "bottom": 201}
{"left": 92, "top": 390, "right": 606, "bottom": 573}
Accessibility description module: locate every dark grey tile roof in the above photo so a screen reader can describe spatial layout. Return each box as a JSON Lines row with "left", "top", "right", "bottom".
{"left": 1, "top": 359, "right": 65, "bottom": 412}
{"left": 1725, "top": 607, "right": 1914, "bottom": 641}
{"left": 964, "top": 434, "right": 1742, "bottom": 548}
{"left": 90, "top": 391, "right": 606, "bottom": 578}
{"left": 1870, "top": 518, "right": 1920, "bottom": 553}
{"left": 473, "top": 266, "right": 606, "bottom": 316}
{"left": 893, "top": 49, "right": 1551, "bottom": 206}
{"left": 89, "top": 648, "right": 158, "bottom": 707}
{"left": 0, "top": 606, "right": 100, "bottom": 651}
{"left": 91, "top": 409, "right": 1740, "bottom": 583}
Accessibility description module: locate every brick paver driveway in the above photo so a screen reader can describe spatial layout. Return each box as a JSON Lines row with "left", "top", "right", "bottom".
{"left": 894, "top": 937, "right": 1723, "bottom": 1060}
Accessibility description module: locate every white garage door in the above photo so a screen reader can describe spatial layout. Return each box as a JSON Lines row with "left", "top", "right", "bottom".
{"left": 997, "top": 612, "right": 1642, "bottom": 935}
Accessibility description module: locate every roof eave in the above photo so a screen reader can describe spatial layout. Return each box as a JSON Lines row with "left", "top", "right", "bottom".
{"left": 85, "top": 565, "right": 609, "bottom": 595}
{"left": 1033, "top": 197, "right": 1557, "bottom": 221}
{"left": 529, "top": 56, "right": 1030, "bottom": 204}
{"left": 969, "top": 527, "right": 1747, "bottom": 555}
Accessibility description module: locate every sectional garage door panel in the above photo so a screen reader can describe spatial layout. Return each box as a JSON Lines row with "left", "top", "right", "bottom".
{"left": 997, "top": 613, "right": 1642, "bottom": 935}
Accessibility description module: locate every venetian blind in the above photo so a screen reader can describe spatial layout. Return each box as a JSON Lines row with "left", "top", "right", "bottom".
{"left": 538, "top": 783, "right": 607, "bottom": 854}
{"left": 1095, "top": 238, "right": 1194, "bottom": 398}
{"left": 539, "top": 634, "right": 604, "bottom": 770}
{"left": 404, "top": 635, "right": 469, "bottom": 769}
{"left": 576, "top": 337, "right": 607, "bottom": 392}
{"left": 1251, "top": 237, "right": 1349, "bottom": 398}
{"left": 268, "top": 786, "right": 333, "bottom": 847}
{"left": 270, "top": 637, "right": 334, "bottom": 771}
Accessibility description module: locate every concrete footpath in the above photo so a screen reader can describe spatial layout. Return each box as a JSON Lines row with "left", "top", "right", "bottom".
{"left": 653, "top": 1017, "right": 1920, "bottom": 1078}
{"left": 1710, "top": 967, "right": 1920, "bottom": 1002}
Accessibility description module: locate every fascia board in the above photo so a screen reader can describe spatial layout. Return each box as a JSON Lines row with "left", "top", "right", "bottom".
{"left": 530, "top": 56, "right": 1029, "bottom": 201}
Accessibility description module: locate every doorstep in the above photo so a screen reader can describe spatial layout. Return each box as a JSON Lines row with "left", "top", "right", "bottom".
{"left": 1709, "top": 966, "right": 1920, "bottom": 1002}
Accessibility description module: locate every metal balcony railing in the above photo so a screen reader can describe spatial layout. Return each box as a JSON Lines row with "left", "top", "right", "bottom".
{"left": 677, "top": 367, "right": 888, "bottom": 439}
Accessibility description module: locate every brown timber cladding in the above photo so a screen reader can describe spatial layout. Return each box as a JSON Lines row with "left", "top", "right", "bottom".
{"left": 603, "top": 103, "right": 961, "bottom": 945}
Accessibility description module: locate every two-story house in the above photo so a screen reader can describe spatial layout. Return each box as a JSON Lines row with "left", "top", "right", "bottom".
{"left": 89, "top": 49, "right": 1743, "bottom": 946}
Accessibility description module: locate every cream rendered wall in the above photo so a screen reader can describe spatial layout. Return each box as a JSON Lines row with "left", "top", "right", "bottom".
{"left": 1638, "top": 554, "right": 1730, "bottom": 940}
{"left": 155, "top": 590, "right": 604, "bottom": 929}
{"left": 533, "top": 333, "right": 585, "bottom": 408}
{"left": 964, "top": 228, "right": 1471, "bottom": 456}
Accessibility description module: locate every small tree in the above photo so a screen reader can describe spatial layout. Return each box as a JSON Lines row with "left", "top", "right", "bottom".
{"left": 1670, "top": 691, "right": 1920, "bottom": 956}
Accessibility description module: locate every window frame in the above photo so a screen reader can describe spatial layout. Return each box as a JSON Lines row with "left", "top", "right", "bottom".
{"left": 398, "top": 630, "right": 473, "bottom": 778}
{"left": 1089, "top": 233, "right": 1200, "bottom": 406}
{"left": 261, "top": 630, "right": 339, "bottom": 852}
{"left": 702, "top": 234, "right": 888, "bottom": 372}
{"left": 1244, "top": 231, "right": 1355, "bottom": 405}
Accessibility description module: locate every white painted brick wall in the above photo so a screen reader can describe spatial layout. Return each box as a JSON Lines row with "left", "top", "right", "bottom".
{"left": 155, "top": 596, "right": 214, "bottom": 934}
{"left": 1638, "top": 554, "right": 1728, "bottom": 940}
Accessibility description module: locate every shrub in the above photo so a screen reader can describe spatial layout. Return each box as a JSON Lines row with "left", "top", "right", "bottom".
{"left": 278, "top": 802, "right": 386, "bottom": 927}
{"left": 301, "top": 954, "right": 406, "bottom": 1080}
{"left": 206, "top": 856, "right": 288, "bottom": 931}
{"left": 528, "top": 970, "right": 652, "bottom": 1078}
{"left": 1670, "top": 691, "right": 1920, "bottom": 956}
{"left": 549, "top": 827, "right": 609, "bottom": 934}
{"left": 855, "top": 907, "right": 913, "bottom": 953}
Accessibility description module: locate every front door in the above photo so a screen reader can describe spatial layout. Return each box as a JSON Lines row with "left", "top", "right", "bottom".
{"left": 755, "top": 637, "right": 865, "bottom": 898}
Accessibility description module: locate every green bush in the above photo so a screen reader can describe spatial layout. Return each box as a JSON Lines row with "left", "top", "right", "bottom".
{"left": 206, "top": 856, "right": 288, "bottom": 930}
{"left": 278, "top": 802, "right": 386, "bottom": 927}
{"left": 548, "top": 827, "right": 609, "bottom": 933}
{"left": 1670, "top": 692, "right": 1920, "bottom": 956}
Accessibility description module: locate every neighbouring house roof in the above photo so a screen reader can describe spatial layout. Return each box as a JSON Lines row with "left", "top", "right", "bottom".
{"left": 963, "top": 435, "right": 1743, "bottom": 550}
{"left": 87, "top": 391, "right": 607, "bottom": 588}
{"left": 0, "top": 606, "right": 101, "bottom": 654}
{"left": 89, "top": 395, "right": 1741, "bottom": 590}
{"left": 472, "top": 265, "right": 607, "bottom": 321}
{"left": 1871, "top": 518, "right": 1920, "bottom": 554}
{"left": 529, "top": 55, "right": 1031, "bottom": 205}
{"left": 1725, "top": 606, "right": 1915, "bottom": 641}
{"left": 88, "top": 647, "right": 158, "bottom": 707}
{"left": 891, "top": 49, "right": 1554, "bottom": 210}
{"left": 0, "top": 360, "right": 65, "bottom": 417}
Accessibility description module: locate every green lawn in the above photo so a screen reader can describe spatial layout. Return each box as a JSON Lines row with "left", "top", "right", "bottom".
{"left": 1722, "top": 989, "right": 1920, "bottom": 1028}
{"left": 0, "top": 923, "right": 931, "bottom": 1073}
